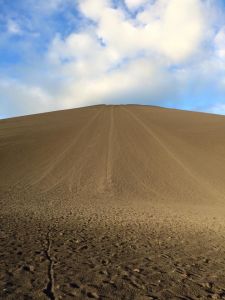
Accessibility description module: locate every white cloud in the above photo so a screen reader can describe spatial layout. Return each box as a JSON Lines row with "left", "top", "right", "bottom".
{"left": 46, "top": 0, "right": 211, "bottom": 108}
{"left": 0, "top": 78, "right": 53, "bottom": 117}
{"left": 7, "top": 19, "right": 22, "bottom": 35}
{"left": 137, "top": 0, "right": 206, "bottom": 62}
{"left": 214, "top": 27, "right": 225, "bottom": 59}
{"left": 78, "top": 0, "right": 208, "bottom": 64}
{"left": 125, "top": 0, "right": 147, "bottom": 10}
{"left": 79, "top": 0, "right": 110, "bottom": 20}
{"left": 54, "top": 57, "right": 176, "bottom": 108}
{"left": 208, "top": 103, "right": 225, "bottom": 115}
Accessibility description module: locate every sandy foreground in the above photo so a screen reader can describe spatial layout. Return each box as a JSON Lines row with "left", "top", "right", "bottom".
{"left": 0, "top": 105, "right": 225, "bottom": 299}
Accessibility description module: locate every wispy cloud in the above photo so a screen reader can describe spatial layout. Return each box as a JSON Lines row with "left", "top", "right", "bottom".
{"left": 7, "top": 19, "right": 22, "bottom": 35}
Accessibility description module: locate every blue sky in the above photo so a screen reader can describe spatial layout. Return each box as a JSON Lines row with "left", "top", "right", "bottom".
{"left": 1, "top": 0, "right": 225, "bottom": 118}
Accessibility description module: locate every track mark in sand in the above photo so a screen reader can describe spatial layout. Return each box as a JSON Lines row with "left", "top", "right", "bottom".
{"left": 43, "top": 229, "right": 56, "bottom": 300}
{"left": 123, "top": 107, "right": 202, "bottom": 186}
{"left": 31, "top": 109, "right": 102, "bottom": 188}
{"left": 68, "top": 131, "right": 101, "bottom": 193}
{"left": 106, "top": 107, "right": 114, "bottom": 187}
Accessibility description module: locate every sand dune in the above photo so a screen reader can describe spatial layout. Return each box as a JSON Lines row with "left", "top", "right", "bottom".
{"left": 0, "top": 105, "right": 225, "bottom": 299}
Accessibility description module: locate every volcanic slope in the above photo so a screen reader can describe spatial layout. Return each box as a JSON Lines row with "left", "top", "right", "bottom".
{"left": 0, "top": 105, "right": 225, "bottom": 299}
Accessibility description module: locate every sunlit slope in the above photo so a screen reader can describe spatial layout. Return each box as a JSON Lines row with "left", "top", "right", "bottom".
{"left": 0, "top": 105, "right": 225, "bottom": 204}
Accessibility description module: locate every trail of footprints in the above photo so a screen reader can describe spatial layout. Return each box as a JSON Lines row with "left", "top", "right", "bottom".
{"left": 0, "top": 203, "right": 225, "bottom": 299}
{"left": 45, "top": 213, "right": 225, "bottom": 300}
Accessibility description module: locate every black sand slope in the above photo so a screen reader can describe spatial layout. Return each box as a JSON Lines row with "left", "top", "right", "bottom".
{"left": 0, "top": 105, "right": 225, "bottom": 299}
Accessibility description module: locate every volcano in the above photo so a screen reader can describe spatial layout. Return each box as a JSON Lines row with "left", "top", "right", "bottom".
{"left": 0, "top": 105, "right": 225, "bottom": 299}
